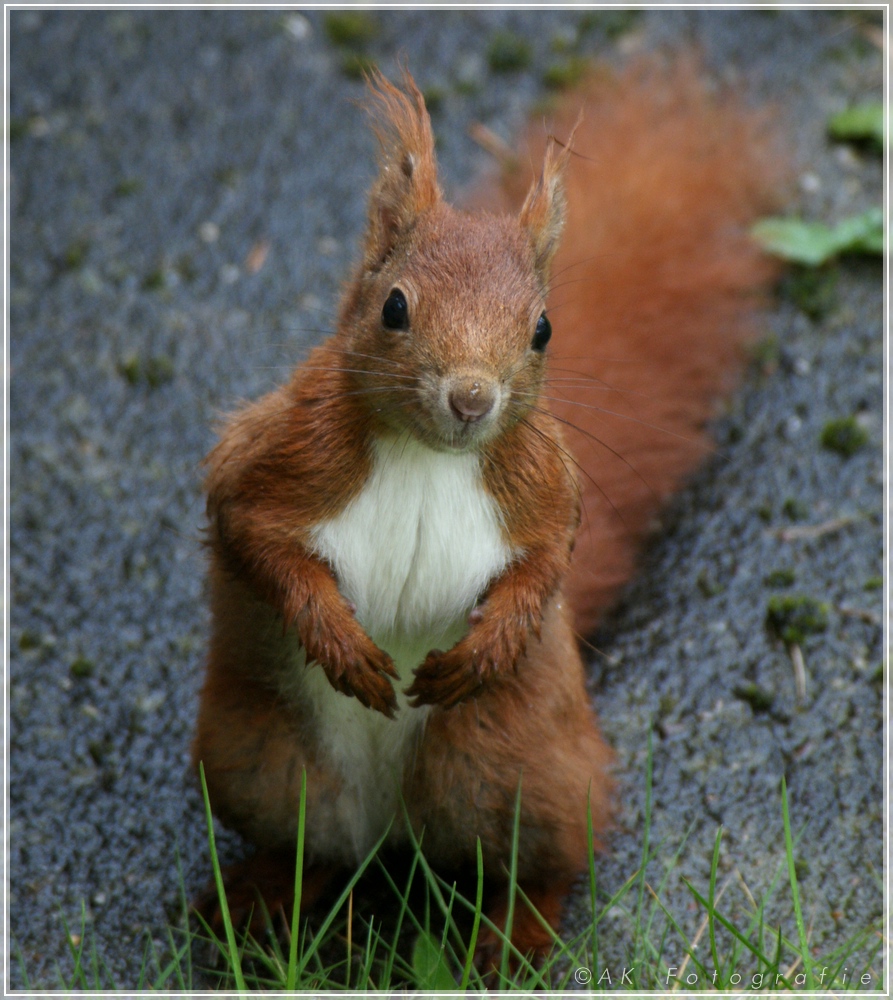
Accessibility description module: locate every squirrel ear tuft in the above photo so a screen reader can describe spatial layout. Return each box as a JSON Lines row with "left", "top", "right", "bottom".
{"left": 363, "top": 70, "right": 441, "bottom": 267}
{"left": 519, "top": 118, "right": 579, "bottom": 281}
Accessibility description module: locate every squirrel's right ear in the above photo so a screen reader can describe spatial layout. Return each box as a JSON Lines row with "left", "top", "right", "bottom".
{"left": 362, "top": 71, "right": 441, "bottom": 268}
{"left": 519, "top": 120, "right": 579, "bottom": 283}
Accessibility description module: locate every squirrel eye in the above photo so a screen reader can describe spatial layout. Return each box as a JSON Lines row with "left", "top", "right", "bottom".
{"left": 531, "top": 312, "right": 552, "bottom": 352}
{"left": 381, "top": 288, "right": 409, "bottom": 331}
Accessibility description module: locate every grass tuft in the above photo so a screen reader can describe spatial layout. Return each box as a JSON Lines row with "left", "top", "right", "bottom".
{"left": 24, "top": 763, "right": 884, "bottom": 992}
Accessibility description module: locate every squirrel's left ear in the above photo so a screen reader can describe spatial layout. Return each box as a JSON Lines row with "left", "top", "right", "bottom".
{"left": 519, "top": 121, "right": 578, "bottom": 282}
{"left": 363, "top": 71, "right": 441, "bottom": 268}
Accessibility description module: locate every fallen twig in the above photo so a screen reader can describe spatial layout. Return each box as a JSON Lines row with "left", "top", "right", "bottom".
{"left": 789, "top": 643, "right": 807, "bottom": 703}
{"left": 776, "top": 516, "right": 857, "bottom": 542}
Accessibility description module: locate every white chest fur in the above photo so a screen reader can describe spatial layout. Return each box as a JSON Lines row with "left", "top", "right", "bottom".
{"left": 311, "top": 432, "right": 512, "bottom": 664}
{"left": 299, "top": 433, "right": 513, "bottom": 858}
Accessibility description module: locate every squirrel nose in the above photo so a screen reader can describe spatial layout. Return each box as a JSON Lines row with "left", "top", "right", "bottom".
{"left": 448, "top": 381, "right": 496, "bottom": 423}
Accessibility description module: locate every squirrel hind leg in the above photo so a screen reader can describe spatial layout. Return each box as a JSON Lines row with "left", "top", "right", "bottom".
{"left": 473, "top": 879, "right": 572, "bottom": 979}
{"left": 191, "top": 849, "right": 337, "bottom": 941}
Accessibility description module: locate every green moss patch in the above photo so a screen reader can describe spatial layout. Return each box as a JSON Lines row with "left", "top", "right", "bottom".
{"left": 323, "top": 11, "right": 378, "bottom": 49}
{"left": 821, "top": 417, "right": 869, "bottom": 457}
{"left": 487, "top": 31, "right": 533, "bottom": 73}
{"left": 733, "top": 683, "right": 775, "bottom": 713}
{"left": 766, "top": 595, "right": 829, "bottom": 645}
{"left": 764, "top": 568, "right": 796, "bottom": 588}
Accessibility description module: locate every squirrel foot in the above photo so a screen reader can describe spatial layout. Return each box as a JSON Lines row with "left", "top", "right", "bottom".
{"left": 472, "top": 881, "right": 568, "bottom": 982}
{"left": 191, "top": 849, "right": 335, "bottom": 940}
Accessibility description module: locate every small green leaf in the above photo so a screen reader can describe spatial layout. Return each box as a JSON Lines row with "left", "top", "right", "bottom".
{"left": 752, "top": 219, "right": 843, "bottom": 266}
{"left": 832, "top": 207, "right": 885, "bottom": 253}
{"left": 828, "top": 102, "right": 885, "bottom": 148}
{"left": 411, "top": 930, "right": 456, "bottom": 990}
{"left": 752, "top": 208, "right": 884, "bottom": 265}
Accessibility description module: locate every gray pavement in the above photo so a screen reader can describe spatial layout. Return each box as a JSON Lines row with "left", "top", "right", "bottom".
{"left": 9, "top": 9, "right": 884, "bottom": 990}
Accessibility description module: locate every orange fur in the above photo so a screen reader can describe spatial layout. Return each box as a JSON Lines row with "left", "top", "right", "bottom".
{"left": 193, "top": 61, "right": 785, "bottom": 967}
{"left": 491, "top": 59, "right": 784, "bottom": 632}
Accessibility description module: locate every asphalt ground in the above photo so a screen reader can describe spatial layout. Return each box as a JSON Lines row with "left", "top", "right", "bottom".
{"left": 8, "top": 8, "right": 885, "bottom": 991}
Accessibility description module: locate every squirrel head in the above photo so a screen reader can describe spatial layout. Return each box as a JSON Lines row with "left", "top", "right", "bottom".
{"left": 337, "top": 70, "right": 573, "bottom": 453}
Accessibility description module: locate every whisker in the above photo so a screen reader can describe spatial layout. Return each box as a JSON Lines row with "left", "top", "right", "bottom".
{"left": 546, "top": 251, "right": 619, "bottom": 287}
{"left": 277, "top": 328, "right": 338, "bottom": 339}
{"left": 515, "top": 414, "right": 626, "bottom": 532}
{"left": 533, "top": 395, "right": 718, "bottom": 454}
{"left": 524, "top": 403, "right": 660, "bottom": 506}
{"left": 546, "top": 274, "right": 593, "bottom": 296}
{"left": 336, "top": 386, "right": 417, "bottom": 398}
{"left": 483, "top": 417, "right": 586, "bottom": 518}
{"left": 297, "top": 366, "right": 419, "bottom": 381}
{"left": 543, "top": 380, "right": 653, "bottom": 400}
{"left": 327, "top": 348, "right": 408, "bottom": 368}
{"left": 545, "top": 374, "right": 643, "bottom": 393}
{"left": 551, "top": 354, "right": 667, "bottom": 369}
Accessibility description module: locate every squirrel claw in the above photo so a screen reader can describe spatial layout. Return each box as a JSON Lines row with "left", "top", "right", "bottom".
{"left": 406, "top": 649, "right": 486, "bottom": 709}
{"left": 349, "top": 670, "right": 398, "bottom": 718}
{"left": 379, "top": 658, "right": 400, "bottom": 680}
{"left": 318, "top": 638, "right": 398, "bottom": 718}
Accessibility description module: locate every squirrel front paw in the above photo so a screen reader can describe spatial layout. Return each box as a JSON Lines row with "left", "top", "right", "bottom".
{"left": 310, "top": 630, "right": 399, "bottom": 718}
{"left": 406, "top": 626, "right": 521, "bottom": 709}
{"left": 405, "top": 645, "right": 486, "bottom": 709}
{"left": 328, "top": 640, "right": 398, "bottom": 717}
{"left": 293, "top": 591, "right": 399, "bottom": 717}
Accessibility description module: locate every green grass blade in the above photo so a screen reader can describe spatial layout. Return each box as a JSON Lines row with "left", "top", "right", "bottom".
{"left": 587, "top": 784, "right": 600, "bottom": 980}
{"left": 781, "top": 776, "right": 815, "bottom": 990}
{"left": 459, "top": 837, "right": 485, "bottom": 990}
{"left": 286, "top": 766, "right": 308, "bottom": 990}
{"left": 12, "top": 938, "right": 32, "bottom": 991}
{"left": 683, "top": 878, "right": 791, "bottom": 987}
{"left": 773, "top": 924, "right": 784, "bottom": 979}
{"left": 377, "top": 848, "right": 422, "bottom": 984}
{"left": 499, "top": 774, "right": 524, "bottom": 983}
{"left": 428, "top": 867, "right": 532, "bottom": 986}
{"left": 512, "top": 883, "right": 573, "bottom": 990}
{"left": 357, "top": 915, "right": 383, "bottom": 989}
{"left": 298, "top": 820, "right": 393, "bottom": 977}
{"left": 173, "top": 849, "right": 193, "bottom": 990}
{"left": 136, "top": 934, "right": 152, "bottom": 990}
{"left": 60, "top": 907, "right": 89, "bottom": 990}
{"left": 641, "top": 820, "right": 695, "bottom": 959}
{"left": 633, "top": 728, "right": 654, "bottom": 970}
{"left": 397, "top": 796, "right": 467, "bottom": 956}
{"left": 154, "top": 928, "right": 193, "bottom": 991}
{"left": 641, "top": 888, "right": 711, "bottom": 985}
{"left": 708, "top": 825, "right": 723, "bottom": 979}
{"left": 198, "top": 761, "right": 247, "bottom": 992}
{"left": 89, "top": 920, "right": 116, "bottom": 989}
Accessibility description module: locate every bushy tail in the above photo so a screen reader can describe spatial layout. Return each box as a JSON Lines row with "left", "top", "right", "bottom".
{"left": 492, "top": 58, "right": 788, "bottom": 634}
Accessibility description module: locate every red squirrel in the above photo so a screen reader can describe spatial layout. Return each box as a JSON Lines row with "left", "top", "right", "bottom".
{"left": 193, "top": 61, "right": 782, "bottom": 963}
